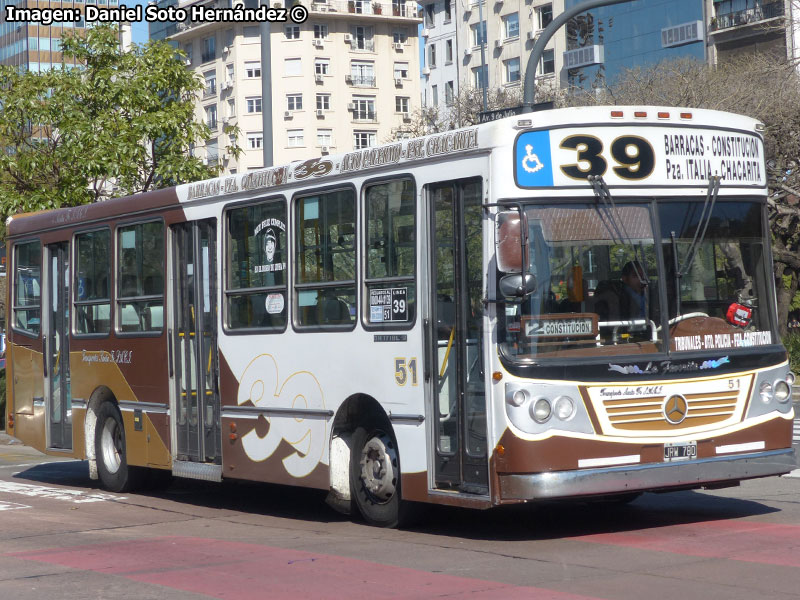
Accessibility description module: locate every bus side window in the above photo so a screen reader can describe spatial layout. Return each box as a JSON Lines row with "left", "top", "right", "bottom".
{"left": 116, "top": 221, "right": 165, "bottom": 334}
{"left": 225, "top": 197, "right": 288, "bottom": 331}
{"left": 294, "top": 189, "right": 357, "bottom": 329}
{"left": 12, "top": 241, "right": 42, "bottom": 336}
{"left": 74, "top": 229, "right": 111, "bottom": 335}
{"left": 364, "top": 178, "right": 416, "bottom": 328}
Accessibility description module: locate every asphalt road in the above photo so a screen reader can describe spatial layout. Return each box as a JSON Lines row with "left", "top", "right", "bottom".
{"left": 2, "top": 434, "right": 800, "bottom": 599}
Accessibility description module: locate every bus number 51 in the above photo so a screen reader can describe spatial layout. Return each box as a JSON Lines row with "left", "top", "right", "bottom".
{"left": 395, "top": 358, "right": 419, "bottom": 386}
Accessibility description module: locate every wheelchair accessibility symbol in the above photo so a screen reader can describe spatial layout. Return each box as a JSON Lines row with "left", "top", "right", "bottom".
{"left": 515, "top": 130, "right": 553, "bottom": 187}
{"left": 522, "top": 145, "right": 544, "bottom": 174}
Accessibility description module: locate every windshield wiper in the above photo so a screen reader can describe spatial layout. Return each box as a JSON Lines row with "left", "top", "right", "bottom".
{"left": 671, "top": 175, "right": 721, "bottom": 315}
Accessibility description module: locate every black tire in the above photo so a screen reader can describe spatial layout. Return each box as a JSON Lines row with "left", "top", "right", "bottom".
{"left": 350, "top": 425, "right": 401, "bottom": 528}
{"left": 95, "top": 402, "right": 143, "bottom": 492}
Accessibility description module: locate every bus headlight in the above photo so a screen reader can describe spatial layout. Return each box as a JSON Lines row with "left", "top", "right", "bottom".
{"left": 530, "top": 397, "right": 552, "bottom": 423}
{"left": 759, "top": 382, "right": 773, "bottom": 403}
{"left": 508, "top": 389, "right": 529, "bottom": 407}
{"left": 554, "top": 396, "right": 576, "bottom": 420}
{"left": 774, "top": 379, "right": 792, "bottom": 403}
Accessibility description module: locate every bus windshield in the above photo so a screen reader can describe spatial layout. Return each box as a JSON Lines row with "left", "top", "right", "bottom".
{"left": 498, "top": 199, "right": 775, "bottom": 362}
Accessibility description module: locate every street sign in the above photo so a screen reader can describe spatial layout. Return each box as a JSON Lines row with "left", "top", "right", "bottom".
{"left": 478, "top": 106, "right": 524, "bottom": 124}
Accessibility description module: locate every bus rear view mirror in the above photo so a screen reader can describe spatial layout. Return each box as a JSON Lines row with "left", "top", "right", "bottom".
{"left": 499, "top": 273, "right": 537, "bottom": 298}
{"left": 496, "top": 211, "right": 526, "bottom": 273}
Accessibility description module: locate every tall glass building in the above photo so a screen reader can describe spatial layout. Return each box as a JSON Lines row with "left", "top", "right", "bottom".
{"left": 563, "top": 0, "right": 706, "bottom": 89}
{"left": 0, "top": 0, "right": 124, "bottom": 72}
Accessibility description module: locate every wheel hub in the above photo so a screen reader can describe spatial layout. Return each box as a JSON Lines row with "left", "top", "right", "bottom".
{"left": 359, "top": 433, "right": 397, "bottom": 503}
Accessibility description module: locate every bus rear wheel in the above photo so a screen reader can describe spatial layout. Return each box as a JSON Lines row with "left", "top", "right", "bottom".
{"left": 95, "top": 402, "right": 142, "bottom": 493}
{"left": 350, "top": 426, "right": 401, "bottom": 528}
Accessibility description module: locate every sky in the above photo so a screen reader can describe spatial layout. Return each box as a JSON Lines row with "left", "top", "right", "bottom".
{"left": 130, "top": 0, "right": 149, "bottom": 45}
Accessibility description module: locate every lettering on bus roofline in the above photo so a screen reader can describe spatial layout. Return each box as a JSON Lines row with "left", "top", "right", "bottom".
{"left": 184, "top": 128, "right": 479, "bottom": 201}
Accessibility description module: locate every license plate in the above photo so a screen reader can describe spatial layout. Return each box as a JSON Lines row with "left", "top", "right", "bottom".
{"left": 664, "top": 441, "right": 697, "bottom": 462}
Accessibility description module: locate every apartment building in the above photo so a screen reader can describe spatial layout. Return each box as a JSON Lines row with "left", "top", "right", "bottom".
{"left": 705, "top": 0, "right": 799, "bottom": 64}
{"left": 418, "top": 0, "right": 564, "bottom": 114}
{"left": 151, "top": 0, "right": 422, "bottom": 173}
{"left": 0, "top": 0, "right": 131, "bottom": 70}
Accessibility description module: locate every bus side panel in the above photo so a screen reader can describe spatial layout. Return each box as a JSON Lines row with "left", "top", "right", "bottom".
{"left": 8, "top": 342, "right": 46, "bottom": 453}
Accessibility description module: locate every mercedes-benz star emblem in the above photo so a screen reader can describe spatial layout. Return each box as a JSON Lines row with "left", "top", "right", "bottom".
{"left": 663, "top": 394, "right": 689, "bottom": 425}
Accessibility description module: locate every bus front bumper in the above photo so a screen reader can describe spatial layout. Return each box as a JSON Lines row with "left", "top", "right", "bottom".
{"left": 498, "top": 449, "right": 797, "bottom": 501}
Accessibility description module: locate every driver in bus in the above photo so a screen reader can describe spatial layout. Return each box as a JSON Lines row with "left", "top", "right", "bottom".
{"left": 593, "top": 260, "right": 651, "bottom": 322}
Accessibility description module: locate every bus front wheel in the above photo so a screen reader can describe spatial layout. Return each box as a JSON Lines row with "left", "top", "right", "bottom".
{"left": 350, "top": 426, "right": 401, "bottom": 528}
{"left": 95, "top": 402, "right": 141, "bottom": 493}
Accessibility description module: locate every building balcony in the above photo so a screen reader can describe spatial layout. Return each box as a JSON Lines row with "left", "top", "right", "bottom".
{"left": 307, "top": 0, "right": 420, "bottom": 21}
{"left": 353, "top": 112, "right": 378, "bottom": 122}
{"left": 347, "top": 74, "right": 376, "bottom": 87}
{"left": 709, "top": 2, "right": 784, "bottom": 34}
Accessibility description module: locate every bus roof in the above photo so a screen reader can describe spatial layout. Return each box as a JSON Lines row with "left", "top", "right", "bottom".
{"left": 6, "top": 105, "right": 764, "bottom": 239}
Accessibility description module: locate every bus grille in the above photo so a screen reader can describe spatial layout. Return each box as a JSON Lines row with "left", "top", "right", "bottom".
{"left": 584, "top": 374, "right": 751, "bottom": 437}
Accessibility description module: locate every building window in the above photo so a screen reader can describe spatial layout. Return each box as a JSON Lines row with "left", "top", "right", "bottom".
{"left": 505, "top": 57, "right": 520, "bottom": 83}
{"left": 352, "top": 26, "right": 374, "bottom": 51}
{"left": 284, "top": 57, "right": 302, "bottom": 76}
{"left": 245, "top": 61, "right": 261, "bottom": 78}
{"left": 288, "top": 129, "right": 305, "bottom": 147}
{"left": 444, "top": 1, "right": 451, "bottom": 22}
{"left": 205, "top": 104, "right": 218, "bottom": 129}
{"left": 445, "top": 39, "right": 453, "bottom": 63}
{"left": 247, "top": 132, "right": 263, "bottom": 150}
{"left": 244, "top": 25, "right": 259, "bottom": 38}
{"left": 428, "top": 43, "right": 436, "bottom": 68}
{"left": 287, "top": 94, "right": 303, "bottom": 111}
{"left": 74, "top": 229, "right": 111, "bottom": 335}
{"left": 392, "top": 28, "right": 408, "bottom": 44}
{"left": 431, "top": 85, "right": 438, "bottom": 106}
{"left": 225, "top": 28, "right": 234, "bottom": 47}
{"left": 246, "top": 97, "right": 262, "bottom": 114}
{"left": 537, "top": 4, "right": 553, "bottom": 30}
{"left": 445, "top": 80, "right": 454, "bottom": 105}
{"left": 225, "top": 63, "right": 234, "bottom": 83}
{"left": 207, "top": 139, "right": 219, "bottom": 164}
{"left": 540, "top": 49, "right": 555, "bottom": 75}
{"left": 294, "top": 189, "right": 356, "bottom": 327}
{"left": 504, "top": 13, "right": 519, "bottom": 39}
{"left": 353, "top": 130, "right": 376, "bottom": 149}
{"left": 471, "top": 21, "right": 487, "bottom": 46}
{"left": 316, "top": 93, "right": 331, "bottom": 110}
{"left": 317, "top": 129, "right": 333, "bottom": 146}
{"left": 350, "top": 60, "right": 375, "bottom": 86}
{"left": 285, "top": 25, "right": 300, "bottom": 39}
{"left": 227, "top": 99, "right": 236, "bottom": 117}
{"left": 394, "top": 61, "right": 409, "bottom": 79}
{"left": 424, "top": 4, "right": 434, "bottom": 27}
{"left": 117, "top": 221, "right": 165, "bottom": 334}
{"left": 315, "top": 58, "right": 330, "bottom": 75}
{"left": 226, "top": 200, "right": 288, "bottom": 331}
{"left": 203, "top": 69, "right": 216, "bottom": 96}
{"left": 395, "top": 96, "right": 409, "bottom": 113}
{"left": 352, "top": 96, "right": 376, "bottom": 120}
{"left": 314, "top": 24, "right": 328, "bottom": 39}
{"left": 201, "top": 36, "right": 215, "bottom": 63}
{"left": 472, "top": 65, "right": 488, "bottom": 88}
{"left": 183, "top": 43, "right": 192, "bottom": 64}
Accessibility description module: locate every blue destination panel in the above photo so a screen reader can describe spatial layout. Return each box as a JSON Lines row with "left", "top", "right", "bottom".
{"left": 515, "top": 130, "right": 553, "bottom": 188}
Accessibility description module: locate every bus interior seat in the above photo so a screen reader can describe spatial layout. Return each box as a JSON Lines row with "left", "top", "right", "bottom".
{"left": 120, "top": 304, "right": 142, "bottom": 332}
{"left": 320, "top": 295, "right": 351, "bottom": 324}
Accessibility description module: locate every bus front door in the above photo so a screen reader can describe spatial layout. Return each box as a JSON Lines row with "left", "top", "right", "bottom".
{"left": 429, "top": 179, "right": 488, "bottom": 494}
{"left": 171, "top": 220, "right": 222, "bottom": 473}
{"left": 45, "top": 242, "right": 72, "bottom": 450}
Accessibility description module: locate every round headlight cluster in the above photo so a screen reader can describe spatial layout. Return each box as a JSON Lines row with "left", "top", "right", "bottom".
{"left": 774, "top": 379, "right": 792, "bottom": 403}
{"left": 760, "top": 382, "right": 773, "bottom": 404}
{"left": 507, "top": 388, "right": 577, "bottom": 424}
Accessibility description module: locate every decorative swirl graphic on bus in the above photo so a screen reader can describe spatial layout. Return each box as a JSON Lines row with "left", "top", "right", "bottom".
{"left": 237, "top": 354, "right": 326, "bottom": 478}
{"left": 522, "top": 144, "right": 545, "bottom": 174}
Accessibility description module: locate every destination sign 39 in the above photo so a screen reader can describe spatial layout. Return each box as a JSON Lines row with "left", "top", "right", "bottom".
{"left": 515, "top": 125, "right": 765, "bottom": 188}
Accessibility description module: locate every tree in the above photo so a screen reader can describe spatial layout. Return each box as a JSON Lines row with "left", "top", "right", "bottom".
{"left": 566, "top": 54, "right": 800, "bottom": 335}
{"left": 389, "top": 83, "right": 565, "bottom": 139}
{"left": 0, "top": 24, "right": 240, "bottom": 217}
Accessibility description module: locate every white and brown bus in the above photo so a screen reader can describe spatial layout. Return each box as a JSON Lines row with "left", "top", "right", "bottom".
{"left": 6, "top": 106, "right": 795, "bottom": 527}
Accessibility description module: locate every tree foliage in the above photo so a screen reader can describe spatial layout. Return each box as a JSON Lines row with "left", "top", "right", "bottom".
{"left": 0, "top": 24, "right": 239, "bottom": 217}
{"left": 568, "top": 54, "right": 800, "bottom": 333}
